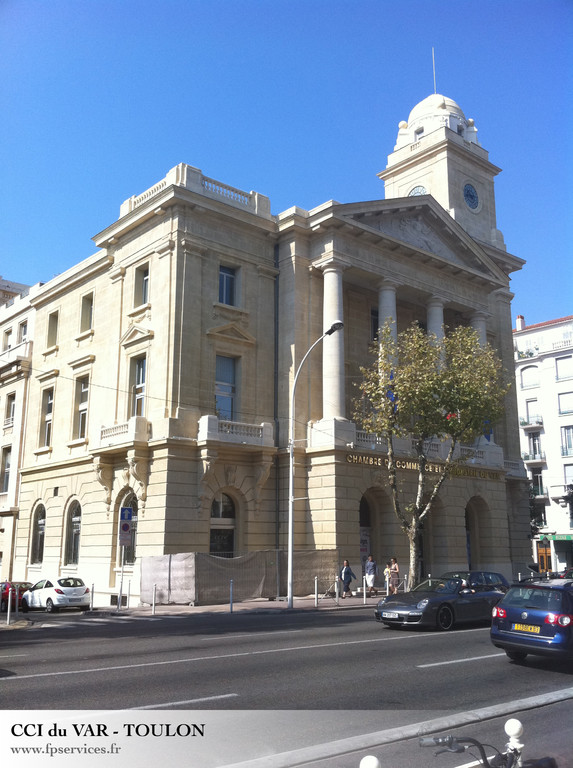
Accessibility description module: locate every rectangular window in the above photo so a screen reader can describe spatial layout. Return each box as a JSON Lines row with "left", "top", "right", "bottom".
{"left": 131, "top": 356, "right": 146, "bottom": 417}
{"left": 528, "top": 432, "right": 541, "bottom": 456}
{"left": 74, "top": 377, "right": 89, "bottom": 439}
{"left": 531, "top": 470, "right": 544, "bottom": 496}
{"left": 3, "top": 329, "right": 12, "bottom": 351}
{"left": 41, "top": 388, "right": 54, "bottom": 447}
{"left": 80, "top": 293, "right": 94, "bottom": 333}
{"left": 134, "top": 265, "right": 149, "bottom": 307}
{"left": 4, "top": 393, "right": 15, "bottom": 427}
{"left": 47, "top": 311, "right": 59, "bottom": 348}
{"left": 18, "top": 320, "right": 28, "bottom": 344}
{"left": 0, "top": 446, "right": 11, "bottom": 493}
{"left": 370, "top": 309, "right": 379, "bottom": 341}
{"left": 559, "top": 392, "right": 573, "bottom": 415}
{"left": 556, "top": 356, "right": 573, "bottom": 381}
{"left": 215, "top": 355, "right": 236, "bottom": 420}
{"left": 562, "top": 426, "right": 573, "bottom": 457}
{"left": 219, "top": 266, "right": 236, "bottom": 306}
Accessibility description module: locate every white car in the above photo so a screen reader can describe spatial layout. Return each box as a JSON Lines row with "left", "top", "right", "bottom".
{"left": 22, "top": 577, "right": 90, "bottom": 613}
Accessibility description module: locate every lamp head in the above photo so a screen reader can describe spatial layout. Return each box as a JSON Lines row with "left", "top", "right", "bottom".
{"left": 325, "top": 321, "right": 344, "bottom": 335}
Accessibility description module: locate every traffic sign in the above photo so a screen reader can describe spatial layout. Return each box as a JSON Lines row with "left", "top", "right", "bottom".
{"left": 119, "top": 506, "right": 133, "bottom": 546}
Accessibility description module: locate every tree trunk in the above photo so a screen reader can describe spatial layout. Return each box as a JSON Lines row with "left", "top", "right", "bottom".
{"left": 407, "top": 523, "right": 420, "bottom": 590}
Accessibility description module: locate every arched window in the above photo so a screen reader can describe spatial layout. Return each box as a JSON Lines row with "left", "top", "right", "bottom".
{"left": 31, "top": 505, "right": 46, "bottom": 564}
{"left": 210, "top": 492, "right": 236, "bottom": 556}
{"left": 520, "top": 365, "right": 539, "bottom": 389}
{"left": 119, "top": 492, "right": 138, "bottom": 565}
{"left": 64, "top": 500, "right": 81, "bottom": 565}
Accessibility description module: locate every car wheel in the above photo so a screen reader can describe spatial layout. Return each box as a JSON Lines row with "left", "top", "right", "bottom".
{"left": 21, "top": 599, "right": 29, "bottom": 613}
{"left": 0, "top": 599, "right": 7, "bottom": 613}
{"left": 506, "top": 650, "right": 527, "bottom": 662}
{"left": 437, "top": 604, "right": 455, "bottom": 631}
{"left": 45, "top": 598, "right": 58, "bottom": 613}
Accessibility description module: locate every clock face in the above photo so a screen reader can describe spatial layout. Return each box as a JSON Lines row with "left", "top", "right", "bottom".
{"left": 408, "top": 185, "right": 427, "bottom": 196}
{"left": 463, "top": 183, "right": 479, "bottom": 209}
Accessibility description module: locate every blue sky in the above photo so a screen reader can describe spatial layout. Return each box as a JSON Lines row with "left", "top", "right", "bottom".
{"left": 1, "top": 0, "right": 571, "bottom": 326}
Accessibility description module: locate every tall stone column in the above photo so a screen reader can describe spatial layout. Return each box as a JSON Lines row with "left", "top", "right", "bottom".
{"left": 427, "top": 296, "right": 445, "bottom": 342}
{"left": 322, "top": 261, "right": 346, "bottom": 420}
{"left": 378, "top": 279, "right": 399, "bottom": 342}
{"left": 470, "top": 311, "right": 488, "bottom": 346}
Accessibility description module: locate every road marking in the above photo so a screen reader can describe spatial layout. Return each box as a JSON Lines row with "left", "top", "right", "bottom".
{"left": 0, "top": 654, "right": 28, "bottom": 659}
{"left": 417, "top": 652, "right": 505, "bottom": 668}
{"left": 0, "top": 629, "right": 488, "bottom": 683}
{"left": 131, "top": 693, "right": 238, "bottom": 709}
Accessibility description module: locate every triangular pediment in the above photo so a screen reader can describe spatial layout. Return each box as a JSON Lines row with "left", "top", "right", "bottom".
{"left": 206, "top": 323, "right": 256, "bottom": 346}
{"left": 335, "top": 198, "right": 507, "bottom": 285}
{"left": 120, "top": 324, "right": 154, "bottom": 348}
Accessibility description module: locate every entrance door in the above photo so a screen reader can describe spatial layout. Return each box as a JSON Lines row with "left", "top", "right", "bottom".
{"left": 537, "top": 540, "right": 552, "bottom": 572}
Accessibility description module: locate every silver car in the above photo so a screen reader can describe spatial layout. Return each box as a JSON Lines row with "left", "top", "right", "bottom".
{"left": 22, "top": 577, "right": 90, "bottom": 613}
{"left": 375, "top": 576, "right": 505, "bottom": 631}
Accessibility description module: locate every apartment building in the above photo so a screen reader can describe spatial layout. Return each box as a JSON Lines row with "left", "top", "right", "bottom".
{"left": 2, "top": 94, "right": 531, "bottom": 603}
{"left": 514, "top": 314, "right": 573, "bottom": 572}
{"left": 0, "top": 282, "right": 37, "bottom": 577}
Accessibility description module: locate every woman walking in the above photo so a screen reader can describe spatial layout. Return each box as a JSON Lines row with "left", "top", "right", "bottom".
{"left": 389, "top": 557, "right": 400, "bottom": 595}
{"left": 339, "top": 560, "right": 356, "bottom": 599}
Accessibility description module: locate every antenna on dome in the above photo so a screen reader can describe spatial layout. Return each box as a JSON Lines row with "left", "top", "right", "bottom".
{"left": 432, "top": 47, "right": 437, "bottom": 94}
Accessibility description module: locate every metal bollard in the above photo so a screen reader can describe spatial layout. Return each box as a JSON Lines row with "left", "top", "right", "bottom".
{"left": 6, "top": 587, "right": 13, "bottom": 625}
{"left": 363, "top": 575, "right": 367, "bottom": 604}
{"left": 90, "top": 584, "right": 95, "bottom": 611}
{"left": 152, "top": 583, "right": 157, "bottom": 615}
{"left": 230, "top": 579, "right": 234, "bottom": 614}
{"left": 314, "top": 576, "right": 318, "bottom": 608}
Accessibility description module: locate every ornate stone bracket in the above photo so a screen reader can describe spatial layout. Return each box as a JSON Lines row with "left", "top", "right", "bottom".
{"left": 198, "top": 447, "right": 218, "bottom": 516}
{"left": 125, "top": 449, "right": 150, "bottom": 513}
{"left": 93, "top": 456, "right": 114, "bottom": 514}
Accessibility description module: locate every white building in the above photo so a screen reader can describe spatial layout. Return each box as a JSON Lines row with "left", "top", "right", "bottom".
{"left": 514, "top": 314, "right": 573, "bottom": 571}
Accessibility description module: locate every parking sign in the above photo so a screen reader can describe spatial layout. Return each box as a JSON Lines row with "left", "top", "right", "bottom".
{"left": 119, "top": 506, "right": 133, "bottom": 547}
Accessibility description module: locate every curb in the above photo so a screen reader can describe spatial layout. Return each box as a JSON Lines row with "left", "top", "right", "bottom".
{"left": 218, "top": 686, "right": 573, "bottom": 768}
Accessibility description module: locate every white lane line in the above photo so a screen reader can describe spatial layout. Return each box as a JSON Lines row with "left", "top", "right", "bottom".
{"left": 0, "top": 630, "right": 487, "bottom": 683}
{"left": 0, "top": 654, "right": 28, "bottom": 659}
{"left": 131, "top": 693, "right": 238, "bottom": 709}
{"left": 417, "top": 652, "right": 505, "bottom": 668}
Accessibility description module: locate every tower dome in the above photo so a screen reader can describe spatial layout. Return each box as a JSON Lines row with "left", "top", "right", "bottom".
{"left": 394, "top": 93, "right": 479, "bottom": 150}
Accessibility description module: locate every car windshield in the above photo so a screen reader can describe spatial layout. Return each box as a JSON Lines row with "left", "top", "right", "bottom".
{"left": 502, "top": 586, "right": 564, "bottom": 612}
{"left": 413, "top": 578, "right": 462, "bottom": 595}
{"left": 57, "top": 578, "right": 85, "bottom": 588}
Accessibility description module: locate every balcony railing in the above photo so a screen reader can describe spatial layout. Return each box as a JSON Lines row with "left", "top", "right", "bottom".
{"left": 562, "top": 446, "right": 573, "bottom": 457}
{"left": 520, "top": 415, "right": 543, "bottom": 428}
{"left": 99, "top": 416, "right": 150, "bottom": 448}
{"left": 198, "top": 415, "right": 274, "bottom": 447}
{"left": 522, "top": 451, "right": 546, "bottom": 462}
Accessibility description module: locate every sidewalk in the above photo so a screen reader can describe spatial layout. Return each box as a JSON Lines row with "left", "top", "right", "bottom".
{"left": 1, "top": 591, "right": 377, "bottom": 629}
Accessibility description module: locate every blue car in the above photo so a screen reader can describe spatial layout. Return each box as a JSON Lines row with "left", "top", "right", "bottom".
{"left": 491, "top": 579, "right": 573, "bottom": 661}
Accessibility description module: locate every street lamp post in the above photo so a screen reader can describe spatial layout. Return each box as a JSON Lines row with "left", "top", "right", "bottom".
{"left": 287, "top": 320, "right": 344, "bottom": 609}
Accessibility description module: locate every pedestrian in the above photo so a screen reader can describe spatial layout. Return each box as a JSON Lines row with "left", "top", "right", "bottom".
{"left": 339, "top": 559, "right": 356, "bottom": 599}
{"left": 389, "top": 557, "right": 400, "bottom": 595}
{"left": 365, "top": 554, "right": 379, "bottom": 597}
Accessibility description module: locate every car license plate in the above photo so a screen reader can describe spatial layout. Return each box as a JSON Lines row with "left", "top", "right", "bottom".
{"left": 68, "top": 597, "right": 82, "bottom": 603}
{"left": 382, "top": 612, "right": 399, "bottom": 619}
{"left": 512, "top": 623, "right": 540, "bottom": 634}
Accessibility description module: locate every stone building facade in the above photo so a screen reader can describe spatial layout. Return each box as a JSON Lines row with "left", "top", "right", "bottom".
{"left": 0, "top": 94, "right": 531, "bottom": 604}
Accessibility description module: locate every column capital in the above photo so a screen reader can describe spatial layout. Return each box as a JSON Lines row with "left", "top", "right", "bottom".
{"left": 311, "top": 252, "right": 352, "bottom": 273}
{"left": 377, "top": 277, "right": 402, "bottom": 291}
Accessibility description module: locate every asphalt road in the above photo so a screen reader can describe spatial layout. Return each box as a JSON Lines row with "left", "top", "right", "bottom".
{"left": 1, "top": 606, "right": 572, "bottom": 766}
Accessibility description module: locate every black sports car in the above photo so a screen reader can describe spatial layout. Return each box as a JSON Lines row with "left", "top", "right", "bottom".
{"left": 374, "top": 576, "right": 506, "bottom": 631}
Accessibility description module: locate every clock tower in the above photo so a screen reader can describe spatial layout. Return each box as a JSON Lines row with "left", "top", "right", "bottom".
{"left": 378, "top": 94, "right": 506, "bottom": 250}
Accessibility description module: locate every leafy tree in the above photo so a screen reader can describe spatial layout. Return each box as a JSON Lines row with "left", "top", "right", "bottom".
{"left": 354, "top": 322, "right": 510, "bottom": 588}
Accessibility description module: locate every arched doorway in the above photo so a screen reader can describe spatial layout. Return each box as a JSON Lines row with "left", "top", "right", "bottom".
{"left": 465, "top": 496, "right": 489, "bottom": 570}
{"left": 210, "top": 492, "right": 236, "bottom": 557}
